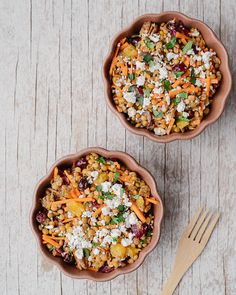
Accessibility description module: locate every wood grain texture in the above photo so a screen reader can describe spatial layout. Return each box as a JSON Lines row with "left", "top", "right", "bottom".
{"left": 0, "top": 0, "right": 235, "bottom": 294}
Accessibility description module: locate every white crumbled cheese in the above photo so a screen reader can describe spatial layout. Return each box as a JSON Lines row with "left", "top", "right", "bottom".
{"left": 161, "top": 105, "right": 167, "bottom": 112}
{"left": 149, "top": 61, "right": 162, "bottom": 73}
{"left": 195, "top": 79, "right": 203, "bottom": 87}
{"left": 177, "top": 100, "right": 186, "bottom": 112}
{"left": 88, "top": 256, "right": 93, "bottom": 262}
{"left": 93, "top": 248, "right": 100, "bottom": 255}
{"left": 121, "top": 233, "right": 134, "bottom": 247}
{"left": 153, "top": 87, "right": 163, "bottom": 95}
{"left": 82, "top": 211, "right": 92, "bottom": 218}
{"left": 90, "top": 217, "right": 97, "bottom": 226}
{"left": 101, "top": 181, "right": 111, "bottom": 192}
{"left": 165, "top": 114, "right": 171, "bottom": 124}
{"left": 136, "top": 75, "right": 145, "bottom": 86}
{"left": 166, "top": 52, "right": 179, "bottom": 61}
{"left": 154, "top": 127, "right": 167, "bottom": 136}
{"left": 128, "top": 212, "right": 138, "bottom": 225}
{"left": 154, "top": 81, "right": 162, "bottom": 87}
{"left": 66, "top": 226, "right": 92, "bottom": 250}
{"left": 74, "top": 248, "right": 83, "bottom": 260}
{"left": 111, "top": 183, "right": 123, "bottom": 196}
{"left": 192, "top": 55, "right": 202, "bottom": 62}
{"left": 143, "top": 97, "right": 151, "bottom": 107}
{"left": 186, "top": 49, "right": 195, "bottom": 56}
{"left": 199, "top": 71, "right": 206, "bottom": 78}
{"left": 110, "top": 228, "right": 121, "bottom": 238}
{"left": 67, "top": 211, "right": 74, "bottom": 218}
{"left": 91, "top": 171, "right": 98, "bottom": 180}
{"left": 101, "top": 235, "right": 113, "bottom": 247}
{"left": 123, "top": 194, "right": 132, "bottom": 207}
{"left": 127, "top": 107, "right": 136, "bottom": 118}
{"left": 159, "top": 67, "right": 168, "bottom": 80}
{"left": 101, "top": 205, "right": 112, "bottom": 216}
{"left": 44, "top": 225, "right": 54, "bottom": 229}
{"left": 201, "top": 51, "right": 214, "bottom": 69}
{"left": 149, "top": 33, "right": 160, "bottom": 43}
{"left": 123, "top": 91, "right": 136, "bottom": 103}
{"left": 182, "top": 112, "right": 189, "bottom": 118}
{"left": 195, "top": 66, "right": 203, "bottom": 74}
{"left": 166, "top": 93, "right": 170, "bottom": 106}
{"left": 96, "top": 228, "right": 109, "bottom": 239}
{"left": 190, "top": 29, "right": 200, "bottom": 37}
{"left": 119, "top": 224, "right": 127, "bottom": 233}
{"left": 100, "top": 220, "right": 105, "bottom": 226}
{"left": 106, "top": 196, "right": 122, "bottom": 209}
{"left": 136, "top": 61, "right": 145, "bottom": 70}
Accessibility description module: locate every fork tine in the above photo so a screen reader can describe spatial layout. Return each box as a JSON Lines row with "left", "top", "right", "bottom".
{"left": 200, "top": 213, "right": 220, "bottom": 244}
{"left": 190, "top": 209, "right": 209, "bottom": 239}
{"left": 185, "top": 207, "right": 203, "bottom": 236}
{"left": 195, "top": 212, "right": 213, "bottom": 242}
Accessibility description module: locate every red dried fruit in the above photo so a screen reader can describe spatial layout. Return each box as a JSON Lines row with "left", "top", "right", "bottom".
{"left": 172, "top": 62, "right": 187, "bottom": 72}
{"left": 36, "top": 211, "right": 46, "bottom": 224}
{"left": 100, "top": 263, "right": 114, "bottom": 273}
{"left": 78, "top": 176, "right": 90, "bottom": 191}
{"left": 76, "top": 157, "right": 88, "bottom": 170}
{"left": 137, "top": 86, "right": 144, "bottom": 96}
{"left": 131, "top": 224, "right": 148, "bottom": 239}
{"left": 129, "top": 36, "right": 141, "bottom": 47}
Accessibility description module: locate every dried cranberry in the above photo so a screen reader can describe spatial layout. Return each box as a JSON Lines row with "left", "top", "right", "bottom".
{"left": 129, "top": 36, "right": 140, "bottom": 47}
{"left": 177, "top": 21, "right": 190, "bottom": 36}
{"left": 62, "top": 175, "right": 70, "bottom": 185}
{"left": 131, "top": 224, "right": 148, "bottom": 239}
{"left": 187, "top": 110, "right": 194, "bottom": 119}
{"left": 192, "top": 44, "right": 198, "bottom": 54}
{"left": 78, "top": 176, "right": 90, "bottom": 191}
{"left": 100, "top": 263, "right": 114, "bottom": 273}
{"left": 137, "top": 86, "right": 144, "bottom": 96}
{"left": 92, "top": 200, "right": 100, "bottom": 208}
{"left": 166, "top": 20, "right": 178, "bottom": 36}
{"left": 76, "top": 157, "right": 88, "bottom": 170}
{"left": 36, "top": 211, "right": 46, "bottom": 224}
{"left": 55, "top": 248, "right": 63, "bottom": 255}
{"left": 172, "top": 62, "right": 187, "bottom": 72}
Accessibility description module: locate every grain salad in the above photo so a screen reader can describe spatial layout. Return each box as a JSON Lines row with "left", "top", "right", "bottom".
{"left": 36, "top": 153, "right": 158, "bottom": 272}
{"left": 109, "top": 19, "right": 222, "bottom": 135}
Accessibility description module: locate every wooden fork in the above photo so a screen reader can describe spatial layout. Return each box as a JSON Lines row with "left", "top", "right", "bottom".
{"left": 160, "top": 208, "right": 220, "bottom": 295}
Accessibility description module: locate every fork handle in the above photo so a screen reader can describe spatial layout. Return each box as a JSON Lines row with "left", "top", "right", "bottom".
{"left": 160, "top": 267, "right": 187, "bottom": 295}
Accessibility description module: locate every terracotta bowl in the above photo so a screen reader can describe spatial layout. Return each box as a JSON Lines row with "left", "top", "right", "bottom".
{"left": 30, "top": 147, "right": 164, "bottom": 281}
{"left": 103, "top": 11, "right": 232, "bottom": 143}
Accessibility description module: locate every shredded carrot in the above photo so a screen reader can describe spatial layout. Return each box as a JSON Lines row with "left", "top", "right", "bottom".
{"left": 53, "top": 167, "right": 58, "bottom": 179}
{"left": 169, "top": 86, "right": 196, "bottom": 98}
{"left": 120, "top": 37, "right": 127, "bottom": 45}
{"left": 182, "top": 82, "right": 191, "bottom": 89}
{"left": 51, "top": 197, "right": 94, "bottom": 206}
{"left": 146, "top": 197, "right": 158, "bottom": 205}
{"left": 42, "top": 235, "right": 65, "bottom": 241}
{"left": 109, "top": 43, "right": 121, "bottom": 75}
{"left": 182, "top": 69, "right": 190, "bottom": 78}
{"left": 172, "top": 78, "right": 182, "bottom": 88}
{"left": 206, "top": 76, "right": 211, "bottom": 96}
{"left": 167, "top": 118, "right": 175, "bottom": 135}
{"left": 93, "top": 204, "right": 106, "bottom": 217}
{"left": 64, "top": 170, "right": 77, "bottom": 187}
{"left": 198, "top": 78, "right": 219, "bottom": 84}
{"left": 181, "top": 38, "right": 187, "bottom": 44}
{"left": 121, "top": 63, "right": 128, "bottom": 76}
{"left": 42, "top": 236, "right": 60, "bottom": 248}
{"left": 176, "top": 32, "right": 190, "bottom": 40}
{"left": 99, "top": 223, "right": 121, "bottom": 230}
{"left": 183, "top": 56, "right": 190, "bottom": 67}
{"left": 131, "top": 202, "right": 146, "bottom": 223}
{"left": 119, "top": 174, "right": 131, "bottom": 182}
{"left": 120, "top": 42, "right": 128, "bottom": 50}
{"left": 62, "top": 218, "right": 78, "bottom": 224}
{"left": 88, "top": 267, "right": 98, "bottom": 272}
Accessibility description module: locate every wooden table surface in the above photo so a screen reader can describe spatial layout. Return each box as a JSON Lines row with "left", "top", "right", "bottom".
{"left": 1, "top": 0, "right": 235, "bottom": 294}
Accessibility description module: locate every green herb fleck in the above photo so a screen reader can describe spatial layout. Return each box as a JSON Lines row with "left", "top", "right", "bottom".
{"left": 117, "top": 204, "right": 125, "bottom": 212}
{"left": 176, "top": 92, "right": 188, "bottom": 99}
{"left": 166, "top": 37, "right": 176, "bottom": 50}
{"left": 128, "top": 85, "right": 135, "bottom": 92}
{"left": 164, "top": 80, "right": 171, "bottom": 91}
{"left": 110, "top": 160, "right": 114, "bottom": 165}
{"left": 133, "top": 195, "right": 140, "bottom": 199}
{"left": 147, "top": 229, "right": 152, "bottom": 237}
{"left": 137, "top": 96, "right": 144, "bottom": 106}
{"left": 143, "top": 54, "right": 153, "bottom": 63}
{"left": 83, "top": 248, "right": 90, "bottom": 258}
{"left": 148, "top": 60, "right": 155, "bottom": 68}
{"left": 190, "top": 67, "right": 196, "bottom": 84}
{"left": 112, "top": 237, "right": 118, "bottom": 242}
{"left": 153, "top": 110, "right": 163, "bottom": 118}
{"left": 128, "top": 73, "right": 135, "bottom": 81}
{"left": 97, "top": 156, "right": 106, "bottom": 164}
{"left": 92, "top": 242, "right": 100, "bottom": 247}
{"left": 173, "top": 97, "right": 181, "bottom": 105}
{"left": 110, "top": 213, "right": 125, "bottom": 225}
{"left": 113, "top": 172, "right": 120, "bottom": 182}
{"left": 100, "top": 192, "right": 113, "bottom": 200}
{"left": 177, "top": 116, "right": 190, "bottom": 122}
{"left": 182, "top": 40, "right": 193, "bottom": 54}
{"left": 96, "top": 185, "right": 102, "bottom": 192}
{"left": 120, "top": 188, "right": 125, "bottom": 197}
{"left": 99, "top": 195, "right": 105, "bottom": 200}
{"left": 144, "top": 88, "right": 151, "bottom": 97}
{"left": 145, "top": 38, "right": 155, "bottom": 49}
{"left": 175, "top": 71, "right": 184, "bottom": 78}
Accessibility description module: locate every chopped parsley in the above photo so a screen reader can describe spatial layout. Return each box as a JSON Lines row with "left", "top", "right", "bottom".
{"left": 110, "top": 213, "right": 125, "bottom": 225}
{"left": 112, "top": 237, "right": 118, "bottom": 242}
{"left": 97, "top": 156, "right": 106, "bottom": 164}
{"left": 190, "top": 67, "right": 196, "bottom": 84}
{"left": 176, "top": 92, "right": 188, "bottom": 99}
{"left": 175, "top": 71, "right": 184, "bottom": 78}
{"left": 128, "top": 73, "right": 135, "bottom": 81}
{"left": 113, "top": 171, "right": 120, "bottom": 182}
{"left": 96, "top": 185, "right": 102, "bottom": 192}
{"left": 166, "top": 37, "right": 176, "bottom": 49}
{"left": 143, "top": 53, "right": 153, "bottom": 63}
{"left": 99, "top": 192, "right": 113, "bottom": 200}
{"left": 147, "top": 229, "right": 152, "bottom": 237}
{"left": 83, "top": 248, "right": 90, "bottom": 258}
{"left": 120, "top": 187, "right": 125, "bottom": 197}
{"left": 177, "top": 116, "right": 190, "bottom": 122}
{"left": 182, "top": 40, "right": 193, "bottom": 54}
{"left": 145, "top": 38, "right": 155, "bottom": 49}
{"left": 132, "top": 195, "right": 140, "bottom": 199}
{"left": 117, "top": 204, "right": 125, "bottom": 212}
{"left": 173, "top": 97, "right": 181, "bottom": 105}
{"left": 137, "top": 96, "right": 144, "bottom": 106}
{"left": 128, "top": 85, "right": 135, "bottom": 92}
{"left": 92, "top": 242, "right": 100, "bottom": 247}
{"left": 164, "top": 80, "right": 171, "bottom": 91}
{"left": 144, "top": 88, "right": 151, "bottom": 97}
{"left": 109, "top": 160, "right": 114, "bottom": 165}
{"left": 153, "top": 110, "right": 163, "bottom": 118}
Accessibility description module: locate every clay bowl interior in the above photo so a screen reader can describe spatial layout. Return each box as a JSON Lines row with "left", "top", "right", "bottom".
{"left": 30, "top": 147, "right": 163, "bottom": 281}
{"left": 103, "top": 11, "right": 232, "bottom": 143}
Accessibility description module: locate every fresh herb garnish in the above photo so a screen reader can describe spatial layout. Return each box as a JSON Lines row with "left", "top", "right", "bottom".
{"left": 110, "top": 213, "right": 125, "bottom": 225}
{"left": 112, "top": 237, "right": 118, "bottom": 242}
{"left": 145, "top": 38, "right": 155, "bottom": 49}
{"left": 99, "top": 192, "right": 113, "bottom": 200}
{"left": 148, "top": 60, "right": 155, "bottom": 68}
{"left": 190, "top": 67, "right": 196, "bottom": 84}
{"left": 96, "top": 185, "right": 102, "bottom": 192}
{"left": 177, "top": 116, "right": 190, "bottom": 122}
{"left": 173, "top": 97, "right": 181, "bottom": 105}
{"left": 110, "top": 160, "right": 114, "bottom": 165}
{"left": 120, "top": 188, "right": 125, "bottom": 197}
{"left": 132, "top": 195, "right": 140, "bottom": 199}
{"left": 147, "top": 229, "right": 152, "bottom": 237}
{"left": 117, "top": 204, "right": 125, "bottom": 212}
{"left": 175, "top": 71, "right": 184, "bottom": 78}
{"left": 83, "top": 248, "right": 90, "bottom": 258}
{"left": 128, "top": 73, "right": 135, "bottom": 81}
{"left": 143, "top": 53, "right": 153, "bottom": 63}
{"left": 182, "top": 40, "right": 193, "bottom": 54}
{"left": 92, "top": 242, "right": 100, "bottom": 247}
{"left": 128, "top": 85, "right": 135, "bottom": 92}
{"left": 164, "top": 80, "right": 171, "bottom": 91}
{"left": 97, "top": 156, "right": 106, "bottom": 164}
{"left": 137, "top": 96, "right": 144, "bottom": 106}
{"left": 166, "top": 37, "right": 176, "bottom": 50}
{"left": 176, "top": 92, "right": 188, "bottom": 99}
{"left": 144, "top": 88, "right": 151, "bottom": 97}
{"left": 153, "top": 110, "right": 163, "bottom": 118}
{"left": 113, "top": 171, "right": 120, "bottom": 182}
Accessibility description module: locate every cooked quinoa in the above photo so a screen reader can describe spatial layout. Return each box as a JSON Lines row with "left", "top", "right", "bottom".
{"left": 109, "top": 19, "right": 222, "bottom": 135}
{"left": 36, "top": 153, "right": 158, "bottom": 272}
